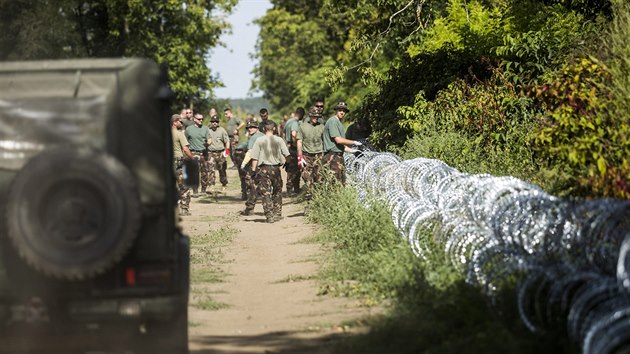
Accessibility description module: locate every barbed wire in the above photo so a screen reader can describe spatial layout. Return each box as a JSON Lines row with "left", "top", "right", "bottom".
{"left": 344, "top": 150, "right": 630, "bottom": 354}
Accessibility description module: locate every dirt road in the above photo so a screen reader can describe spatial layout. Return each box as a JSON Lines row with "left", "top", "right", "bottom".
{"left": 181, "top": 168, "right": 377, "bottom": 354}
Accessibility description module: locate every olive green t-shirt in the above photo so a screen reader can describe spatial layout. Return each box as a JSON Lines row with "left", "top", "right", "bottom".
{"left": 207, "top": 126, "right": 229, "bottom": 151}
{"left": 322, "top": 117, "right": 345, "bottom": 153}
{"left": 297, "top": 121, "right": 325, "bottom": 154}
{"left": 247, "top": 131, "right": 265, "bottom": 150}
{"left": 226, "top": 116, "right": 242, "bottom": 136}
{"left": 284, "top": 118, "right": 300, "bottom": 145}
{"left": 250, "top": 135, "right": 289, "bottom": 166}
{"left": 185, "top": 124, "right": 210, "bottom": 151}
{"left": 172, "top": 128, "right": 189, "bottom": 158}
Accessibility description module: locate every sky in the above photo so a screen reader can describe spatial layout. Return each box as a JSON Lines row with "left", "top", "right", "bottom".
{"left": 208, "top": 0, "right": 273, "bottom": 100}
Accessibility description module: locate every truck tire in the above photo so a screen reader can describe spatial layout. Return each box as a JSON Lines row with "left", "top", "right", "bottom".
{"left": 5, "top": 146, "right": 141, "bottom": 280}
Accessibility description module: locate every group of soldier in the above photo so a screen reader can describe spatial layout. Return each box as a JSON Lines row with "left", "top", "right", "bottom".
{"left": 171, "top": 100, "right": 368, "bottom": 223}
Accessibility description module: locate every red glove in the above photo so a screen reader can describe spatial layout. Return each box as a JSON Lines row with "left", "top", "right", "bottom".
{"left": 223, "top": 148, "right": 230, "bottom": 157}
{"left": 298, "top": 154, "right": 305, "bottom": 168}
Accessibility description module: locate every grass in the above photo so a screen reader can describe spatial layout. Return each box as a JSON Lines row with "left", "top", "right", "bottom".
{"left": 191, "top": 293, "right": 229, "bottom": 311}
{"left": 189, "top": 225, "right": 238, "bottom": 311}
{"left": 272, "top": 274, "right": 316, "bottom": 284}
{"left": 306, "top": 184, "right": 575, "bottom": 354}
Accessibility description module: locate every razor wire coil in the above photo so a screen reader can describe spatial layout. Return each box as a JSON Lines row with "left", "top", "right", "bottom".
{"left": 344, "top": 150, "right": 630, "bottom": 354}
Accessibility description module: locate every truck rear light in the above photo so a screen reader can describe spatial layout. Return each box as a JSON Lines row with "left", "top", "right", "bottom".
{"left": 125, "top": 267, "right": 136, "bottom": 286}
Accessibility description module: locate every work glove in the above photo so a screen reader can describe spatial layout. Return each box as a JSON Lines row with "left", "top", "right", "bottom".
{"left": 223, "top": 148, "right": 230, "bottom": 157}
{"left": 347, "top": 148, "right": 359, "bottom": 154}
{"left": 297, "top": 154, "right": 305, "bottom": 168}
{"left": 353, "top": 141, "right": 363, "bottom": 146}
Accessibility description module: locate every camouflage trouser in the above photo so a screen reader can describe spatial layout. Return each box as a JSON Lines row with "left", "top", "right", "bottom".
{"left": 256, "top": 165, "right": 283, "bottom": 220}
{"left": 244, "top": 165, "right": 258, "bottom": 209}
{"left": 191, "top": 151, "right": 211, "bottom": 192}
{"left": 233, "top": 149, "right": 247, "bottom": 197}
{"left": 174, "top": 158, "right": 191, "bottom": 213}
{"left": 285, "top": 151, "right": 300, "bottom": 193}
{"left": 323, "top": 152, "right": 345, "bottom": 185}
{"left": 208, "top": 151, "right": 228, "bottom": 186}
{"left": 229, "top": 135, "right": 239, "bottom": 164}
{"left": 301, "top": 152, "right": 323, "bottom": 200}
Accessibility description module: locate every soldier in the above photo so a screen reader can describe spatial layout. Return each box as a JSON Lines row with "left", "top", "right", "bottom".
{"left": 322, "top": 101, "right": 362, "bottom": 185}
{"left": 240, "top": 119, "right": 265, "bottom": 215}
{"left": 304, "top": 98, "right": 325, "bottom": 124}
{"left": 225, "top": 107, "right": 244, "bottom": 168}
{"left": 297, "top": 106, "right": 325, "bottom": 200}
{"left": 250, "top": 120, "right": 290, "bottom": 223}
{"left": 185, "top": 113, "right": 212, "bottom": 196}
{"left": 346, "top": 117, "right": 372, "bottom": 141}
{"left": 207, "top": 115, "right": 230, "bottom": 192}
{"left": 284, "top": 107, "right": 303, "bottom": 197}
{"left": 180, "top": 108, "right": 195, "bottom": 128}
{"left": 233, "top": 141, "right": 248, "bottom": 200}
{"left": 258, "top": 108, "right": 278, "bottom": 135}
{"left": 171, "top": 114, "right": 194, "bottom": 215}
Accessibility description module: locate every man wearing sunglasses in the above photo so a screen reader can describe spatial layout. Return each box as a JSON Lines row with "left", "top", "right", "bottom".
{"left": 185, "top": 113, "right": 212, "bottom": 196}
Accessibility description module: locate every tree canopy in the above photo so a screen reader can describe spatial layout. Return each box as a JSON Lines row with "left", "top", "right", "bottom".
{"left": 0, "top": 0, "right": 236, "bottom": 106}
{"left": 254, "top": 0, "right": 630, "bottom": 199}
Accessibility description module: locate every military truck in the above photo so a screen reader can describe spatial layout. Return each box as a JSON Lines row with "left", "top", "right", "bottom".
{"left": 0, "top": 59, "right": 190, "bottom": 353}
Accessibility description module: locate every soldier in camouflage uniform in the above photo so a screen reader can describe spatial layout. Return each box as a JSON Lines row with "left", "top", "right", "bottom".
{"left": 283, "top": 107, "right": 303, "bottom": 196}
{"left": 225, "top": 107, "right": 244, "bottom": 167}
{"left": 185, "top": 113, "right": 212, "bottom": 195}
{"left": 233, "top": 141, "right": 248, "bottom": 200}
{"left": 322, "top": 102, "right": 362, "bottom": 185}
{"left": 207, "top": 115, "right": 230, "bottom": 192}
{"left": 240, "top": 119, "right": 265, "bottom": 215}
{"left": 249, "top": 120, "right": 289, "bottom": 223}
{"left": 171, "top": 114, "right": 194, "bottom": 215}
{"left": 297, "top": 106, "right": 325, "bottom": 200}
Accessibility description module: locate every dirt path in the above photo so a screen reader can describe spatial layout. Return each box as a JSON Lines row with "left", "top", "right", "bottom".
{"left": 181, "top": 168, "right": 377, "bottom": 354}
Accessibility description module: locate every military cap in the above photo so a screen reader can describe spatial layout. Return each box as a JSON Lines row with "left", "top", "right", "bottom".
{"left": 334, "top": 101, "right": 350, "bottom": 112}
{"left": 246, "top": 119, "right": 258, "bottom": 128}
{"left": 210, "top": 115, "right": 220, "bottom": 122}
{"left": 308, "top": 106, "right": 322, "bottom": 117}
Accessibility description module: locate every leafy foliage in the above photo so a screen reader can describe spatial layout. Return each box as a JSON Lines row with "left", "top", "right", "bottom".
{"left": 0, "top": 0, "right": 236, "bottom": 106}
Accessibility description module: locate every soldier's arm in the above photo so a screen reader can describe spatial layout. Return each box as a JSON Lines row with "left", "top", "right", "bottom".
{"left": 333, "top": 136, "right": 357, "bottom": 146}
{"left": 241, "top": 151, "right": 252, "bottom": 167}
{"left": 182, "top": 145, "right": 193, "bottom": 159}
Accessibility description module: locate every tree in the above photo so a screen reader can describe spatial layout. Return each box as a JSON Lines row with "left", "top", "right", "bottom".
{"left": 0, "top": 0, "right": 236, "bottom": 106}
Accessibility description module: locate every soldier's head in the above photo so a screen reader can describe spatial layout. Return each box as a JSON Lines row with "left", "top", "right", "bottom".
{"left": 314, "top": 98, "right": 325, "bottom": 114}
{"left": 333, "top": 101, "right": 350, "bottom": 119}
{"left": 208, "top": 107, "right": 218, "bottom": 118}
{"left": 259, "top": 108, "right": 269, "bottom": 121}
{"left": 263, "top": 120, "right": 275, "bottom": 133}
{"left": 171, "top": 114, "right": 182, "bottom": 128}
{"left": 224, "top": 107, "right": 232, "bottom": 118}
{"left": 308, "top": 106, "right": 322, "bottom": 123}
{"left": 295, "top": 107, "right": 305, "bottom": 120}
{"left": 181, "top": 108, "right": 193, "bottom": 120}
{"left": 246, "top": 119, "right": 258, "bottom": 132}
{"left": 193, "top": 113, "right": 204, "bottom": 127}
{"left": 209, "top": 115, "right": 220, "bottom": 130}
